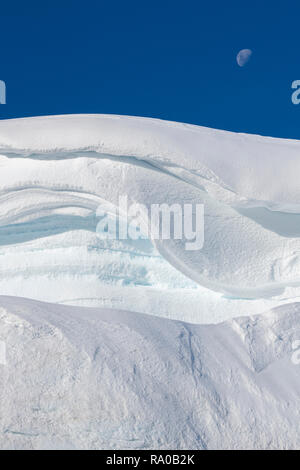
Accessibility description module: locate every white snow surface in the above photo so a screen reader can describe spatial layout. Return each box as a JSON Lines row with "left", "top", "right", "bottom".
{"left": 0, "top": 114, "right": 300, "bottom": 318}
{"left": 0, "top": 295, "right": 299, "bottom": 450}
{"left": 0, "top": 114, "right": 299, "bottom": 449}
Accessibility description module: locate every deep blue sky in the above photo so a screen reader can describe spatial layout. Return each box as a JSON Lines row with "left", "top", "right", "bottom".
{"left": 1, "top": 1, "right": 300, "bottom": 138}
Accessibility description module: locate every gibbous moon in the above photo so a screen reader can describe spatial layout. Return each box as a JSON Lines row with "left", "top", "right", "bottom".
{"left": 236, "top": 49, "right": 252, "bottom": 67}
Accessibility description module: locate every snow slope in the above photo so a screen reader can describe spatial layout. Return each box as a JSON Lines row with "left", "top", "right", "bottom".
{"left": 0, "top": 115, "right": 300, "bottom": 321}
{"left": 0, "top": 114, "right": 299, "bottom": 450}
{"left": 0, "top": 296, "right": 299, "bottom": 450}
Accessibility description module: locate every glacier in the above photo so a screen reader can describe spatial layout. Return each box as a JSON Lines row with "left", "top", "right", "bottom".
{"left": 0, "top": 114, "right": 299, "bottom": 449}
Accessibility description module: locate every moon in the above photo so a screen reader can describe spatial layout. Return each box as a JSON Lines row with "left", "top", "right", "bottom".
{"left": 236, "top": 49, "right": 252, "bottom": 67}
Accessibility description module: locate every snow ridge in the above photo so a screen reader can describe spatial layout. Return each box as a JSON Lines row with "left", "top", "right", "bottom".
{"left": 0, "top": 296, "right": 299, "bottom": 450}
{"left": 0, "top": 115, "right": 300, "bottom": 450}
{"left": 0, "top": 115, "right": 300, "bottom": 312}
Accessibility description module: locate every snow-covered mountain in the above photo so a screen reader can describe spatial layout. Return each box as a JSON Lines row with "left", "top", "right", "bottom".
{"left": 0, "top": 114, "right": 299, "bottom": 449}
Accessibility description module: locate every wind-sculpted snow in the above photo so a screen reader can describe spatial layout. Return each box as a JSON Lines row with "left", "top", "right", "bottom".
{"left": 0, "top": 115, "right": 300, "bottom": 450}
{"left": 0, "top": 296, "right": 299, "bottom": 450}
{"left": 0, "top": 115, "right": 300, "bottom": 315}
{"left": 1, "top": 114, "right": 300, "bottom": 211}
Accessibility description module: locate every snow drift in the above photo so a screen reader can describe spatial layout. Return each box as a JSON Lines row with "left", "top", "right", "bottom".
{"left": 0, "top": 115, "right": 300, "bottom": 322}
{"left": 0, "top": 114, "right": 299, "bottom": 450}
{"left": 0, "top": 296, "right": 299, "bottom": 450}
